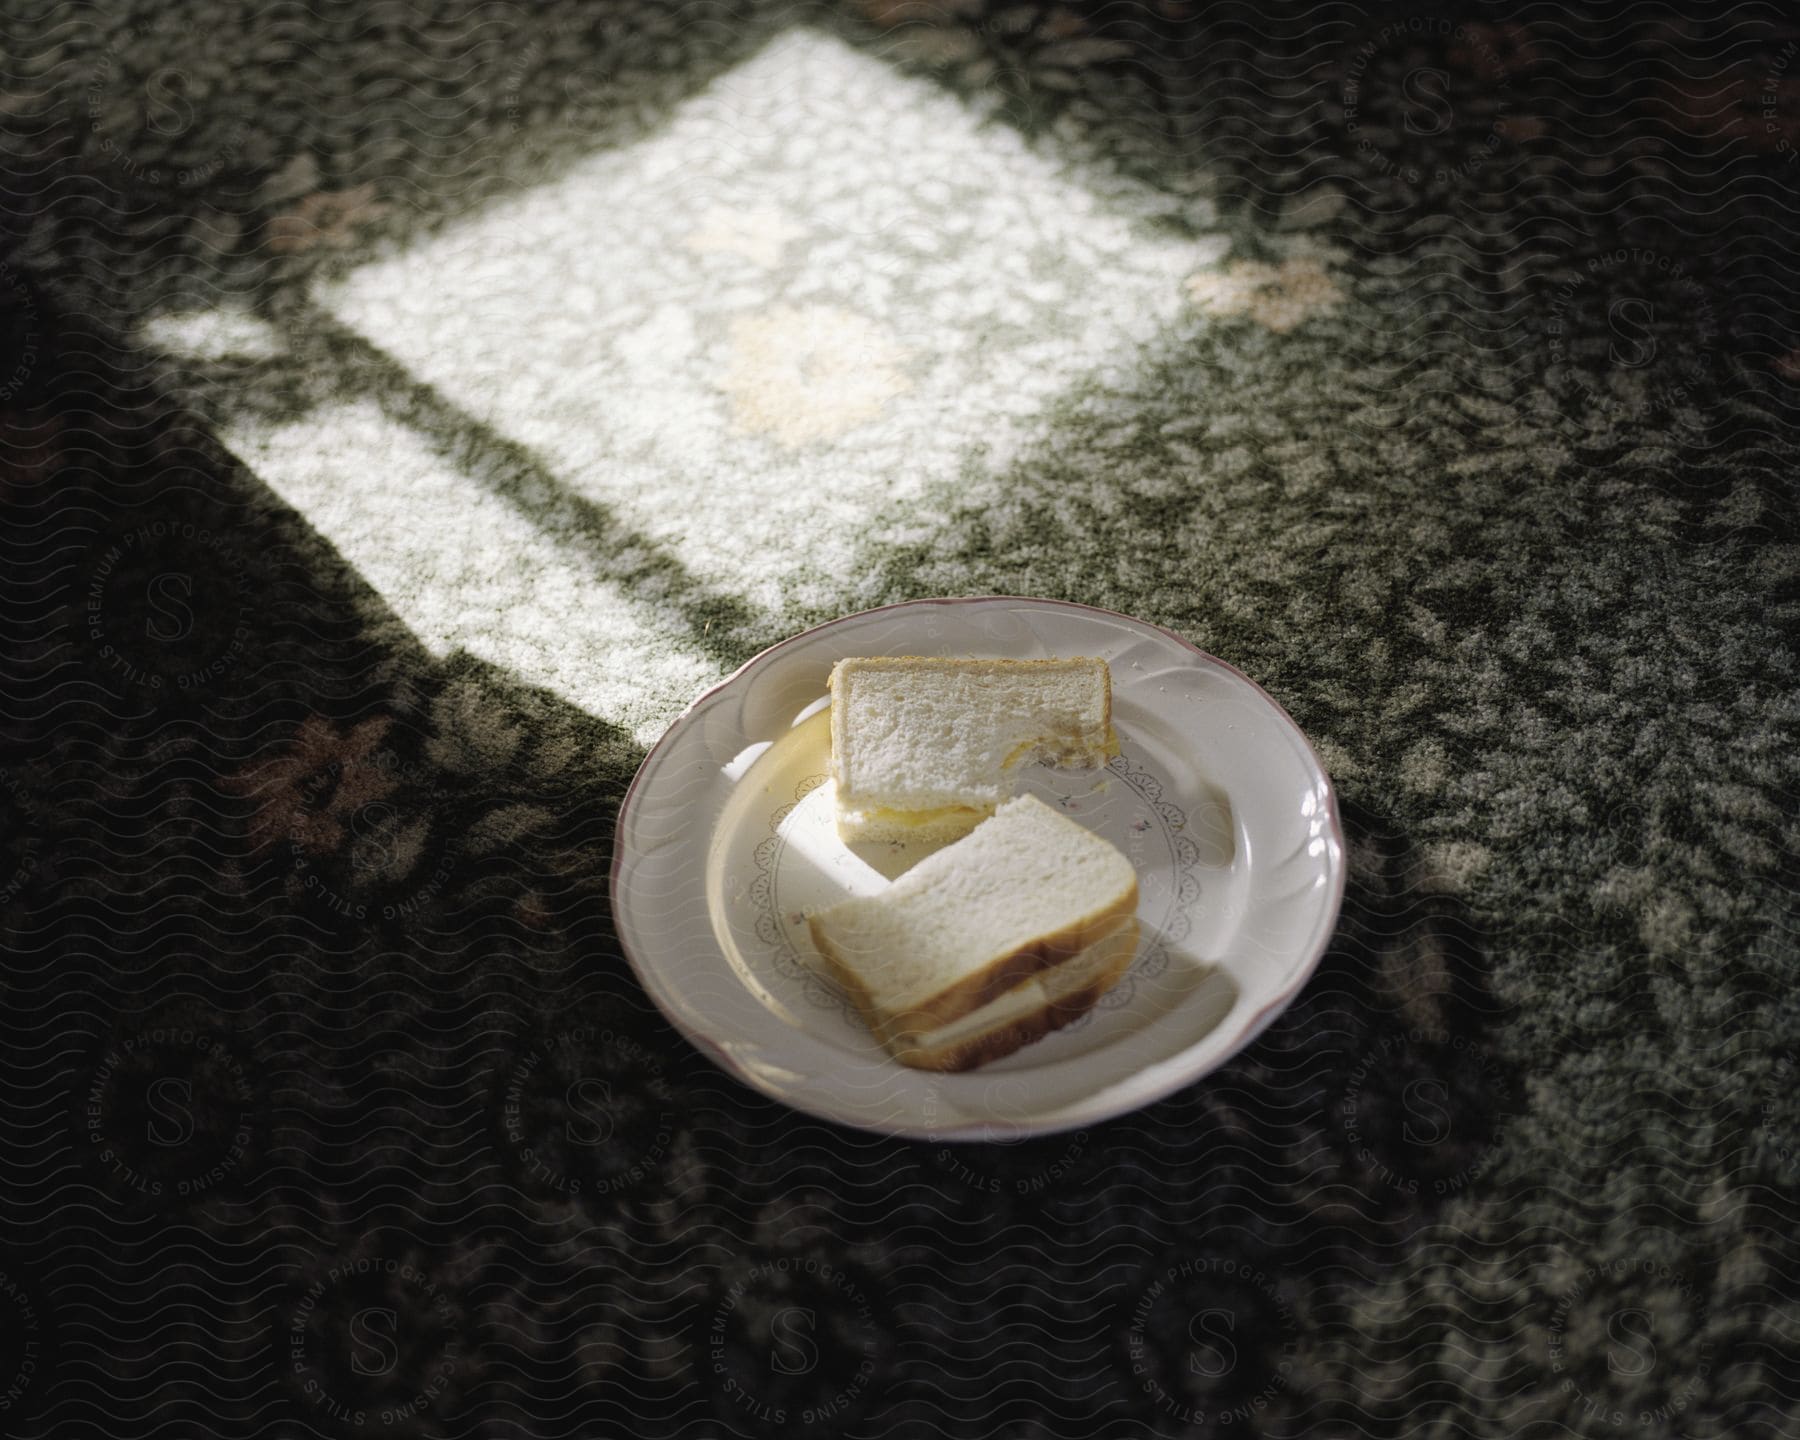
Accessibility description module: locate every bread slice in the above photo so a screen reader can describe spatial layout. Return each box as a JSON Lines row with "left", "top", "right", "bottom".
{"left": 807, "top": 794, "right": 1139, "bottom": 1070}
{"left": 829, "top": 656, "right": 1116, "bottom": 845}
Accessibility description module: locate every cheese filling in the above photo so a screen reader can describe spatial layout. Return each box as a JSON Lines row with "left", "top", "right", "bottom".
{"left": 840, "top": 802, "right": 989, "bottom": 831}
{"left": 902, "top": 976, "right": 1048, "bottom": 1051}
{"left": 895, "top": 917, "right": 1136, "bottom": 1054}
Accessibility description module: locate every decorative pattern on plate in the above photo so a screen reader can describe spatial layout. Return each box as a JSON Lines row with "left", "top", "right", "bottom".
{"left": 1090, "top": 753, "right": 1197, "bottom": 1013}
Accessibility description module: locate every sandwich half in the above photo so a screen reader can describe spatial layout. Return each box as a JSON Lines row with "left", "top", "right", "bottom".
{"left": 829, "top": 656, "right": 1116, "bottom": 845}
{"left": 807, "top": 794, "right": 1139, "bottom": 1071}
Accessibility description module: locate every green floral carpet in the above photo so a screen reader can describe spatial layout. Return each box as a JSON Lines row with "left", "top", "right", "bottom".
{"left": 2, "top": 1, "right": 1798, "bottom": 1436}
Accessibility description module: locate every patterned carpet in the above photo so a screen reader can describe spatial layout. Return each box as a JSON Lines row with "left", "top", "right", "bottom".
{"left": 2, "top": 1, "right": 1798, "bottom": 1435}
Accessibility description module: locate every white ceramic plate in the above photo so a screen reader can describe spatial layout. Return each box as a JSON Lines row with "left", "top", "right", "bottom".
{"left": 611, "top": 597, "right": 1345, "bottom": 1140}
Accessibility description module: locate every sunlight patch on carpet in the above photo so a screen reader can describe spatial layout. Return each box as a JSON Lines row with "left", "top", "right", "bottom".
{"left": 228, "top": 399, "right": 718, "bottom": 744}
{"left": 146, "top": 28, "right": 1229, "bottom": 728}
{"left": 310, "top": 27, "right": 1215, "bottom": 620}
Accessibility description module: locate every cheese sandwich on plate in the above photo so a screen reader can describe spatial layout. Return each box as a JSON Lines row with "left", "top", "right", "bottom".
{"left": 807, "top": 794, "right": 1140, "bottom": 1071}
{"left": 828, "top": 656, "right": 1117, "bottom": 845}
